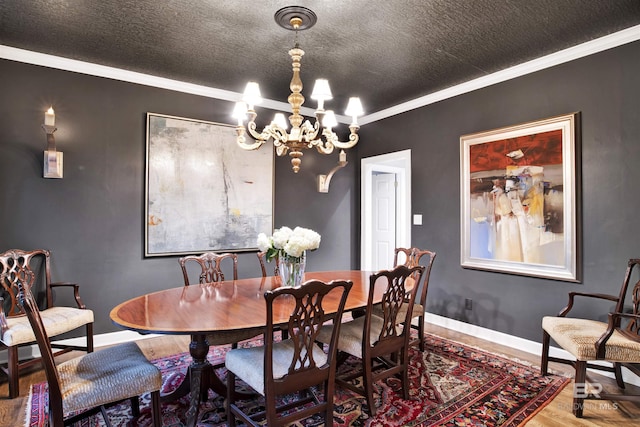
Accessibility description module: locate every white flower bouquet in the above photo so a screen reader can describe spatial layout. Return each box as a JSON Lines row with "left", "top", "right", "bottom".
{"left": 257, "top": 226, "right": 321, "bottom": 262}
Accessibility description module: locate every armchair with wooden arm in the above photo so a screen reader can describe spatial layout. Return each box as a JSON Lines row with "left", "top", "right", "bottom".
{"left": 541, "top": 258, "right": 640, "bottom": 417}
{"left": 0, "top": 249, "right": 94, "bottom": 398}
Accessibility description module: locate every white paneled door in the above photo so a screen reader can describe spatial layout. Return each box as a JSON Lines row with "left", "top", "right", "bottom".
{"left": 372, "top": 172, "right": 396, "bottom": 270}
{"left": 361, "top": 150, "right": 411, "bottom": 271}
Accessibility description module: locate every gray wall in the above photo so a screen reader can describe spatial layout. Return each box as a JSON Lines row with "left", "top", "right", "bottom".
{"left": 0, "top": 59, "right": 356, "bottom": 334}
{"left": 358, "top": 40, "right": 640, "bottom": 341}
{"left": 1, "top": 40, "right": 639, "bottom": 341}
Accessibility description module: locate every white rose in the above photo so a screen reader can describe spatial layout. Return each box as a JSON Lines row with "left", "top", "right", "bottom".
{"left": 272, "top": 226, "right": 292, "bottom": 249}
{"left": 256, "top": 233, "right": 272, "bottom": 252}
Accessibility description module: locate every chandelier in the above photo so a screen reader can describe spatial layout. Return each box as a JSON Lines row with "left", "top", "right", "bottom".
{"left": 232, "top": 6, "right": 364, "bottom": 173}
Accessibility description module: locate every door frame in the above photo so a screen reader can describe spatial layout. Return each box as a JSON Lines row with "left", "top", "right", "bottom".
{"left": 361, "top": 149, "right": 411, "bottom": 270}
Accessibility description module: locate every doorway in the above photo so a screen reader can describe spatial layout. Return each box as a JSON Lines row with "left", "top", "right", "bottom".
{"left": 361, "top": 150, "right": 411, "bottom": 271}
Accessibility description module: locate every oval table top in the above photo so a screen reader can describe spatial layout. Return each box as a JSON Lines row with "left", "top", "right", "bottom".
{"left": 110, "top": 270, "right": 379, "bottom": 335}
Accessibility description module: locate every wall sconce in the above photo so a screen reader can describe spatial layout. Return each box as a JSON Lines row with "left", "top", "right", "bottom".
{"left": 317, "top": 150, "right": 348, "bottom": 193}
{"left": 42, "top": 107, "right": 63, "bottom": 178}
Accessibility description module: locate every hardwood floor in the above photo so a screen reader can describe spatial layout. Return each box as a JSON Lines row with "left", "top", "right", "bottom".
{"left": 1, "top": 325, "right": 639, "bottom": 426}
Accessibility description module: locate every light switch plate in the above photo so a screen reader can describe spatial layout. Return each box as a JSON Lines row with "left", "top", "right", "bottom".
{"left": 413, "top": 214, "right": 423, "bottom": 225}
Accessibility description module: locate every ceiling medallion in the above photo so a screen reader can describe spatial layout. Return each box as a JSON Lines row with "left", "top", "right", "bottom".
{"left": 232, "top": 6, "right": 363, "bottom": 173}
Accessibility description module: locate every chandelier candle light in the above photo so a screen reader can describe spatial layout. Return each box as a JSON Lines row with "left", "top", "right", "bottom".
{"left": 233, "top": 6, "right": 364, "bottom": 173}
{"left": 257, "top": 226, "right": 321, "bottom": 287}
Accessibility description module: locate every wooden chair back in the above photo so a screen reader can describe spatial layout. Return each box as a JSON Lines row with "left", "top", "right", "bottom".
{"left": 596, "top": 258, "right": 640, "bottom": 356}
{"left": 257, "top": 251, "right": 279, "bottom": 277}
{"left": 15, "top": 281, "right": 64, "bottom": 414}
{"left": 367, "top": 265, "right": 424, "bottom": 354}
{"left": 393, "top": 247, "right": 436, "bottom": 306}
{"left": 265, "top": 279, "right": 352, "bottom": 393}
{"left": 0, "top": 249, "right": 50, "bottom": 317}
{"left": 178, "top": 252, "right": 238, "bottom": 285}
{"left": 227, "top": 278, "right": 352, "bottom": 426}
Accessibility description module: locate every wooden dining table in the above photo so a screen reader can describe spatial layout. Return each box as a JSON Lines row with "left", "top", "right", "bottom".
{"left": 110, "top": 270, "right": 378, "bottom": 427}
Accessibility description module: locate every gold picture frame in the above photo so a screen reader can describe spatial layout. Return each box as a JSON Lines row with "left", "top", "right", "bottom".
{"left": 460, "top": 113, "right": 581, "bottom": 282}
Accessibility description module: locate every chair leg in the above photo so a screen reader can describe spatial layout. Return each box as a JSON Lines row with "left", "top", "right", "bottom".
{"left": 226, "top": 369, "right": 236, "bottom": 427}
{"left": 86, "top": 323, "right": 94, "bottom": 353}
{"left": 418, "top": 315, "right": 425, "bottom": 352}
{"left": 8, "top": 346, "right": 19, "bottom": 398}
{"left": 401, "top": 348, "right": 410, "bottom": 400}
{"left": 540, "top": 331, "right": 550, "bottom": 376}
{"left": 363, "top": 358, "right": 376, "bottom": 416}
{"left": 573, "top": 360, "right": 587, "bottom": 418}
{"left": 324, "top": 380, "right": 334, "bottom": 425}
{"left": 614, "top": 362, "right": 625, "bottom": 389}
{"left": 130, "top": 396, "right": 140, "bottom": 417}
{"left": 150, "top": 390, "right": 162, "bottom": 427}
{"left": 100, "top": 406, "right": 113, "bottom": 427}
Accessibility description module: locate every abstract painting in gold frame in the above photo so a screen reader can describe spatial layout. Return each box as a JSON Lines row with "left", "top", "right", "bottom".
{"left": 460, "top": 113, "right": 581, "bottom": 282}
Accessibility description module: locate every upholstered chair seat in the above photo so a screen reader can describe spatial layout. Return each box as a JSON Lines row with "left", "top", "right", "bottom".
{"left": 317, "top": 314, "right": 403, "bottom": 359}
{"left": 57, "top": 341, "right": 162, "bottom": 414}
{"left": 225, "top": 339, "right": 327, "bottom": 395}
{"left": 542, "top": 316, "right": 640, "bottom": 362}
{"left": 1, "top": 307, "right": 93, "bottom": 346}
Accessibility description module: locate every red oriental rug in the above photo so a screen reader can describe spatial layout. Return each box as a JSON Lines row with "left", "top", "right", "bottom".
{"left": 25, "top": 333, "right": 568, "bottom": 426}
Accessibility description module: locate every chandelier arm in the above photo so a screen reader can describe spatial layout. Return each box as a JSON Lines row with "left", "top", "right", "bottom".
{"left": 331, "top": 125, "right": 360, "bottom": 150}
{"left": 246, "top": 118, "right": 270, "bottom": 142}
{"left": 236, "top": 126, "right": 264, "bottom": 151}
{"left": 300, "top": 120, "right": 320, "bottom": 146}
{"left": 311, "top": 132, "right": 335, "bottom": 154}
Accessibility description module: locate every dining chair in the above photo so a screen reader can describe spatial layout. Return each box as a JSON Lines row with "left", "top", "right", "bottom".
{"left": 15, "top": 281, "right": 163, "bottom": 427}
{"left": 393, "top": 247, "right": 436, "bottom": 351}
{"left": 0, "top": 248, "right": 94, "bottom": 398}
{"left": 178, "top": 252, "right": 262, "bottom": 350}
{"left": 257, "top": 251, "right": 279, "bottom": 277}
{"left": 541, "top": 258, "right": 640, "bottom": 417}
{"left": 225, "top": 278, "right": 353, "bottom": 426}
{"left": 317, "top": 264, "right": 425, "bottom": 416}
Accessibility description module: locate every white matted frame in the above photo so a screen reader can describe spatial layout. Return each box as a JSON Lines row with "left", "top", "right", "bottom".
{"left": 460, "top": 113, "right": 581, "bottom": 282}
{"left": 145, "top": 113, "right": 274, "bottom": 257}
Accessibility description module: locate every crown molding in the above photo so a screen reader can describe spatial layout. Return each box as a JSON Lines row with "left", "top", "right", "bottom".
{"left": 360, "top": 24, "right": 640, "bottom": 124}
{"left": 2, "top": 24, "right": 639, "bottom": 125}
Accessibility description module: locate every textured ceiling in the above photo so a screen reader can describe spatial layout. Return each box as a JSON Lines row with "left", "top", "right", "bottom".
{"left": 2, "top": 1, "right": 640, "bottom": 116}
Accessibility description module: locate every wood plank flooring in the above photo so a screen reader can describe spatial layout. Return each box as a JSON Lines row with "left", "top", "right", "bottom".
{"left": 1, "top": 324, "right": 638, "bottom": 426}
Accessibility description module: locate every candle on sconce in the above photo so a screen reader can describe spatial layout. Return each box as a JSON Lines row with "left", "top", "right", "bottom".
{"left": 44, "top": 107, "right": 55, "bottom": 126}
{"left": 339, "top": 150, "right": 346, "bottom": 163}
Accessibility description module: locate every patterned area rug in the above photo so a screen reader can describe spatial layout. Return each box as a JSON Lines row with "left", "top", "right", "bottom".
{"left": 26, "top": 333, "right": 568, "bottom": 426}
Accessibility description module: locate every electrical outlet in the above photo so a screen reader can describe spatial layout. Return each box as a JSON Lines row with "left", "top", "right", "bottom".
{"left": 465, "top": 298, "right": 473, "bottom": 310}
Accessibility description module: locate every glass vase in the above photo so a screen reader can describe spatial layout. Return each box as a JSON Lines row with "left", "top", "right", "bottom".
{"left": 278, "top": 251, "right": 306, "bottom": 287}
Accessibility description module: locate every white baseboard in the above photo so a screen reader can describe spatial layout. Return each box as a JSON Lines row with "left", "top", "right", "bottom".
{"left": 424, "top": 312, "right": 640, "bottom": 388}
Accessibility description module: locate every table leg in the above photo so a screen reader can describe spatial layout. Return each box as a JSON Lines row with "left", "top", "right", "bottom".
{"left": 161, "top": 333, "right": 256, "bottom": 427}
{"left": 184, "top": 334, "right": 210, "bottom": 427}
